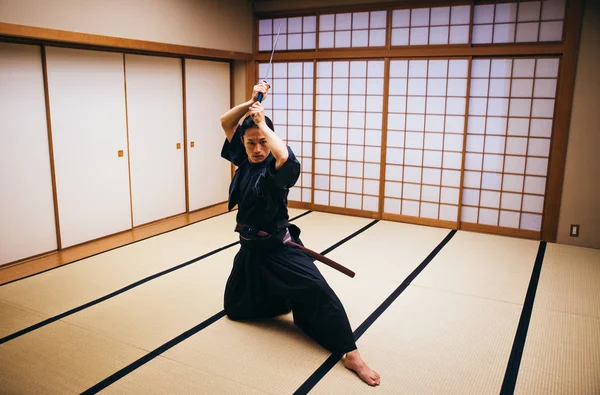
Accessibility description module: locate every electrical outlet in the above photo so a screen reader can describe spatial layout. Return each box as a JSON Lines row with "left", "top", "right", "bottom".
{"left": 570, "top": 224, "right": 580, "bottom": 237}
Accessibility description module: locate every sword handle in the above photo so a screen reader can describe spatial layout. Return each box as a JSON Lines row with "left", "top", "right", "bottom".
{"left": 257, "top": 92, "right": 264, "bottom": 103}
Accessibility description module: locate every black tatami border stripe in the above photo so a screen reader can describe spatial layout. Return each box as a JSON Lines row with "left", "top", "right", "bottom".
{"left": 294, "top": 229, "right": 457, "bottom": 395}
{"left": 0, "top": 208, "right": 233, "bottom": 287}
{"left": 81, "top": 219, "right": 380, "bottom": 394}
{"left": 500, "top": 241, "right": 547, "bottom": 395}
{"left": 0, "top": 210, "right": 312, "bottom": 344}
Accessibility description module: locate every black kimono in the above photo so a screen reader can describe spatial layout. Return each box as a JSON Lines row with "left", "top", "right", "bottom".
{"left": 220, "top": 125, "right": 357, "bottom": 354}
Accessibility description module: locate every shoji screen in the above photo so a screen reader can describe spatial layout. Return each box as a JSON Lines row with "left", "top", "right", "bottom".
{"left": 314, "top": 60, "right": 384, "bottom": 213}
{"left": 125, "top": 54, "right": 186, "bottom": 226}
{"left": 461, "top": 57, "right": 559, "bottom": 234}
{"left": 46, "top": 47, "right": 131, "bottom": 248}
{"left": 0, "top": 43, "right": 57, "bottom": 264}
{"left": 261, "top": 61, "right": 314, "bottom": 204}
{"left": 384, "top": 59, "right": 468, "bottom": 225}
{"left": 185, "top": 59, "right": 231, "bottom": 211}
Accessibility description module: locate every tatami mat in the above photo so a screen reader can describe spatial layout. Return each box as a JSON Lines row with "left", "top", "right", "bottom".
{"left": 533, "top": 243, "right": 600, "bottom": 318}
{"left": 101, "top": 355, "right": 272, "bottom": 395}
{"left": 0, "top": 320, "right": 147, "bottom": 394}
{"left": 514, "top": 308, "right": 600, "bottom": 395}
{"left": 0, "top": 209, "right": 305, "bottom": 338}
{"left": 113, "top": 220, "right": 451, "bottom": 394}
{"left": 0, "top": 211, "right": 367, "bottom": 394}
{"left": 62, "top": 211, "right": 369, "bottom": 351}
{"left": 312, "top": 285, "right": 523, "bottom": 395}
{"left": 412, "top": 230, "right": 540, "bottom": 304}
{"left": 0, "top": 300, "right": 50, "bottom": 337}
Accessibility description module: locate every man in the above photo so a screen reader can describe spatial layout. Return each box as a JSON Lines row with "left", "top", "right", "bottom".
{"left": 219, "top": 81, "right": 380, "bottom": 386}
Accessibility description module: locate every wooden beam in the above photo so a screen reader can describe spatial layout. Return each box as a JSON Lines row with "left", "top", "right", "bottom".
{"left": 541, "top": 0, "right": 586, "bottom": 242}
{"left": 254, "top": 43, "right": 564, "bottom": 61}
{"left": 0, "top": 22, "right": 252, "bottom": 61}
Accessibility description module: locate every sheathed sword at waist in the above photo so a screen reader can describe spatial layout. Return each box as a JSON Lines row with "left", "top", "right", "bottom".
{"left": 234, "top": 224, "right": 356, "bottom": 278}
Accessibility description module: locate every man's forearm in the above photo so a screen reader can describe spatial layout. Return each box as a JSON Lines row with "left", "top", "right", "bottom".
{"left": 257, "top": 121, "right": 289, "bottom": 168}
{"left": 220, "top": 100, "right": 253, "bottom": 140}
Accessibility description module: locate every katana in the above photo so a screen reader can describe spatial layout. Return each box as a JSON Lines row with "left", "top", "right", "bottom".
{"left": 257, "top": 22, "right": 283, "bottom": 103}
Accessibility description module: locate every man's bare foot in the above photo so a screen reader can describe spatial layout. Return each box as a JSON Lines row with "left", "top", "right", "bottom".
{"left": 343, "top": 350, "right": 381, "bottom": 386}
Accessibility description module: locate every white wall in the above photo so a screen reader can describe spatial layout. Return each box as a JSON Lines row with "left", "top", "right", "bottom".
{"left": 0, "top": 0, "right": 253, "bottom": 53}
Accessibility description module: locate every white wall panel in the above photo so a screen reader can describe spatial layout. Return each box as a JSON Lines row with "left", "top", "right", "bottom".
{"left": 125, "top": 54, "right": 186, "bottom": 226}
{"left": 46, "top": 47, "right": 131, "bottom": 248}
{"left": 185, "top": 59, "right": 231, "bottom": 211}
{"left": 0, "top": 43, "right": 57, "bottom": 264}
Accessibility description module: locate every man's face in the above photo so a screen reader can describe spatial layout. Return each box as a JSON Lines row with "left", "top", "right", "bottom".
{"left": 243, "top": 128, "right": 271, "bottom": 163}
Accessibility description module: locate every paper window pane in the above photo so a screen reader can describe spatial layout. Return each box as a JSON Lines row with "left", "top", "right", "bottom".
{"left": 259, "top": 19, "right": 273, "bottom": 35}
{"left": 428, "top": 80, "right": 447, "bottom": 97}
{"left": 447, "top": 79, "right": 467, "bottom": 97}
{"left": 539, "top": 20, "right": 563, "bottom": 42}
{"left": 524, "top": 176, "right": 546, "bottom": 194}
{"left": 449, "top": 60, "right": 469, "bottom": 78}
{"left": 469, "top": 98, "right": 487, "bottom": 115}
{"left": 461, "top": 206, "right": 478, "bottom": 223}
{"left": 491, "top": 59, "right": 513, "bottom": 78}
{"left": 542, "top": 0, "right": 565, "bottom": 20}
{"left": 259, "top": 35, "right": 273, "bottom": 51}
{"left": 506, "top": 137, "right": 528, "bottom": 155}
{"left": 335, "top": 31, "right": 351, "bottom": 48}
{"left": 503, "top": 174, "right": 524, "bottom": 192}
{"left": 406, "top": 114, "right": 425, "bottom": 131}
{"left": 530, "top": 118, "right": 553, "bottom": 137}
{"left": 489, "top": 78, "right": 511, "bottom": 97}
{"left": 449, "top": 25, "right": 470, "bottom": 44}
{"left": 331, "top": 160, "right": 346, "bottom": 176}
{"left": 330, "top": 192, "right": 345, "bottom": 207}
{"left": 431, "top": 7, "right": 450, "bottom": 25}
{"left": 371, "top": 11, "right": 387, "bottom": 28}
{"left": 388, "top": 131, "right": 405, "bottom": 147}
{"left": 385, "top": 198, "right": 401, "bottom": 213}
{"left": 488, "top": 98, "right": 509, "bottom": 116}
{"left": 440, "top": 205, "right": 458, "bottom": 221}
{"left": 501, "top": 192, "right": 522, "bottom": 210}
{"left": 462, "top": 188, "right": 479, "bottom": 206}
{"left": 509, "top": 98, "right": 532, "bottom": 117}
{"left": 347, "top": 162, "right": 363, "bottom": 177}
{"left": 527, "top": 138, "right": 551, "bottom": 157}
{"left": 482, "top": 172, "right": 502, "bottom": 190}
{"left": 423, "top": 167, "right": 441, "bottom": 184}
{"left": 474, "top": 5, "right": 495, "bottom": 24}
{"left": 536, "top": 58, "right": 560, "bottom": 78}
{"left": 483, "top": 153, "right": 504, "bottom": 172}
{"left": 441, "top": 187, "right": 459, "bottom": 205}
{"left": 516, "top": 22, "right": 539, "bottom": 42}
{"left": 364, "top": 196, "right": 380, "bottom": 211}
{"left": 352, "top": 30, "right": 369, "bottom": 47}
{"left": 463, "top": 171, "right": 481, "bottom": 188}
{"left": 526, "top": 157, "right": 549, "bottom": 176}
{"left": 520, "top": 213, "right": 542, "bottom": 231}
{"left": 443, "top": 152, "right": 462, "bottom": 169}
{"left": 512, "top": 59, "right": 535, "bottom": 78}
{"left": 336, "top": 13, "right": 352, "bottom": 30}
{"left": 518, "top": 1, "right": 541, "bottom": 22}
{"left": 386, "top": 182, "right": 403, "bottom": 198}
{"left": 451, "top": 5, "right": 471, "bottom": 24}
{"left": 473, "top": 25, "right": 493, "bottom": 44}
{"left": 472, "top": 59, "right": 491, "bottom": 78}
{"left": 347, "top": 178, "right": 362, "bottom": 194}
{"left": 511, "top": 79, "right": 534, "bottom": 98}
{"left": 411, "top": 8, "right": 430, "bottom": 27}
{"left": 444, "top": 134, "right": 463, "bottom": 151}
{"left": 386, "top": 165, "right": 403, "bottom": 182}
{"left": 481, "top": 190, "right": 501, "bottom": 208}
{"left": 410, "top": 27, "right": 430, "bottom": 45}
{"left": 331, "top": 176, "right": 346, "bottom": 192}
{"left": 534, "top": 79, "right": 557, "bottom": 98}
{"left": 370, "top": 29, "right": 387, "bottom": 46}
{"left": 479, "top": 208, "right": 499, "bottom": 225}
{"left": 445, "top": 115, "right": 465, "bottom": 133}
{"left": 406, "top": 132, "right": 424, "bottom": 149}
{"left": 425, "top": 115, "right": 445, "bottom": 132}
{"left": 442, "top": 169, "right": 461, "bottom": 187}
{"left": 423, "top": 150, "right": 442, "bottom": 167}
{"left": 494, "top": 23, "right": 516, "bottom": 43}
{"left": 532, "top": 99, "right": 555, "bottom": 118}
{"left": 333, "top": 79, "right": 349, "bottom": 94}
{"left": 424, "top": 133, "right": 443, "bottom": 150}
{"left": 353, "top": 12, "right": 369, "bottom": 29}
{"left": 392, "top": 28, "right": 410, "bottom": 46}
{"left": 405, "top": 149, "right": 424, "bottom": 166}
{"left": 392, "top": 9, "right": 410, "bottom": 27}
{"left": 468, "top": 116, "right": 486, "bottom": 134}
{"left": 467, "top": 135, "right": 484, "bottom": 152}
{"left": 389, "top": 96, "right": 407, "bottom": 113}
{"left": 402, "top": 200, "right": 420, "bottom": 216}
{"left": 504, "top": 155, "right": 526, "bottom": 174}
{"left": 471, "top": 79, "right": 489, "bottom": 97}
{"left": 486, "top": 117, "right": 508, "bottom": 136}
{"left": 495, "top": 3, "right": 518, "bottom": 23}
{"left": 346, "top": 194, "right": 362, "bottom": 210}
{"left": 365, "top": 146, "right": 381, "bottom": 162}
{"left": 303, "top": 16, "right": 317, "bottom": 32}
{"left": 499, "top": 210, "right": 520, "bottom": 228}
{"left": 522, "top": 194, "right": 544, "bottom": 213}
{"left": 430, "top": 26, "right": 449, "bottom": 45}
{"left": 408, "top": 96, "right": 426, "bottom": 114}
{"left": 421, "top": 203, "right": 439, "bottom": 219}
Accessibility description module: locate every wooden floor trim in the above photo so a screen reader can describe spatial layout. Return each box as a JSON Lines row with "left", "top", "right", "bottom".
{"left": 0, "top": 202, "right": 230, "bottom": 285}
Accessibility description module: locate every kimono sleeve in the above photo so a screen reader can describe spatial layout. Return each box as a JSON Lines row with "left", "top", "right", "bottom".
{"left": 268, "top": 146, "right": 301, "bottom": 189}
{"left": 220, "top": 125, "right": 247, "bottom": 166}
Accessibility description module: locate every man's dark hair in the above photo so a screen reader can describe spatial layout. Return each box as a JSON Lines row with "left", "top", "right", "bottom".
{"left": 240, "top": 115, "right": 275, "bottom": 140}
